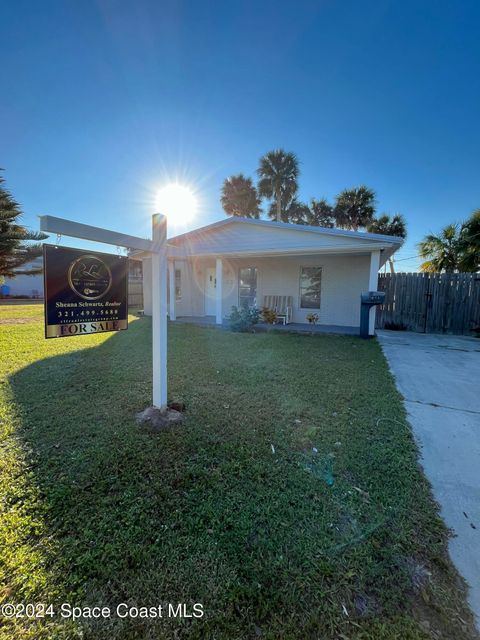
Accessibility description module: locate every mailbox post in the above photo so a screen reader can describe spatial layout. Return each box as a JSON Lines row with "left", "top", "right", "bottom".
{"left": 360, "top": 291, "right": 385, "bottom": 339}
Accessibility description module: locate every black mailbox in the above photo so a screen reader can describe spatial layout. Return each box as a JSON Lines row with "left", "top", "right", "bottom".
{"left": 360, "top": 291, "right": 385, "bottom": 339}
{"left": 361, "top": 292, "right": 385, "bottom": 305}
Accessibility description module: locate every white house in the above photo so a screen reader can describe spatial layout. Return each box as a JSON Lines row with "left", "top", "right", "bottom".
{"left": 138, "top": 217, "right": 402, "bottom": 335}
{"left": 1, "top": 257, "right": 43, "bottom": 298}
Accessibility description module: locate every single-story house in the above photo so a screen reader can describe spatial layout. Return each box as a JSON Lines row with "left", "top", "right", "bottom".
{"left": 1, "top": 257, "right": 43, "bottom": 298}
{"left": 137, "top": 217, "right": 402, "bottom": 335}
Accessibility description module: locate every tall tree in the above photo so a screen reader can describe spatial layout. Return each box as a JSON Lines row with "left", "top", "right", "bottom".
{"left": 221, "top": 174, "right": 261, "bottom": 218}
{"left": 367, "top": 214, "right": 407, "bottom": 273}
{"left": 287, "top": 200, "right": 310, "bottom": 225}
{"left": 0, "top": 173, "right": 47, "bottom": 278}
{"left": 458, "top": 209, "right": 480, "bottom": 272}
{"left": 270, "top": 198, "right": 310, "bottom": 225}
{"left": 334, "top": 186, "right": 376, "bottom": 231}
{"left": 257, "top": 149, "right": 299, "bottom": 222}
{"left": 367, "top": 213, "right": 407, "bottom": 239}
{"left": 418, "top": 224, "right": 463, "bottom": 273}
{"left": 305, "top": 198, "right": 336, "bottom": 228}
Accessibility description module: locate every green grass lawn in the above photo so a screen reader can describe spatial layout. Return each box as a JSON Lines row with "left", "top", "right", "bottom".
{"left": 0, "top": 304, "right": 477, "bottom": 639}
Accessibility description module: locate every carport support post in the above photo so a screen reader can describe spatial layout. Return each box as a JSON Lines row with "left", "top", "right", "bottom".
{"left": 152, "top": 214, "right": 168, "bottom": 410}
{"left": 142, "top": 257, "right": 153, "bottom": 316}
{"left": 215, "top": 257, "right": 223, "bottom": 325}
{"left": 368, "top": 250, "right": 380, "bottom": 336}
{"left": 168, "top": 260, "right": 176, "bottom": 320}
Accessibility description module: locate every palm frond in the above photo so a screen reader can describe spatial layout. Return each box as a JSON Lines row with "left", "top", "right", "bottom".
{"left": 0, "top": 171, "right": 48, "bottom": 278}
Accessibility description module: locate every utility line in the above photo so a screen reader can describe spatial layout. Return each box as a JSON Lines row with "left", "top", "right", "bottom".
{"left": 393, "top": 254, "right": 421, "bottom": 262}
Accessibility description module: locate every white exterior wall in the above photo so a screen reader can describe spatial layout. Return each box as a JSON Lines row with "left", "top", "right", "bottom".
{"left": 2, "top": 272, "right": 43, "bottom": 297}
{"left": 169, "top": 259, "right": 205, "bottom": 317}
{"left": 175, "top": 253, "right": 371, "bottom": 327}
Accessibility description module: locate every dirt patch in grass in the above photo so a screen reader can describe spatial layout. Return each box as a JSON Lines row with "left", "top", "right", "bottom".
{"left": 0, "top": 303, "right": 44, "bottom": 325}
{"left": 0, "top": 317, "right": 39, "bottom": 324}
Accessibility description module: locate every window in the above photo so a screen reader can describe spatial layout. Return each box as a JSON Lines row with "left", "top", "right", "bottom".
{"left": 238, "top": 267, "right": 257, "bottom": 308}
{"left": 175, "top": 269, "right": 182, "bottom": 301}
{"left": 299, "top": 266, "right": 322, "bottom": 309}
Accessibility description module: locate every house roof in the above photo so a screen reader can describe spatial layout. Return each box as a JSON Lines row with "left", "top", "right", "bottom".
{"left": 168, "top": 216, "right": 404, "bottom": 245}
{"left": 131, "top": 216, "right": 402, "bottom": 266}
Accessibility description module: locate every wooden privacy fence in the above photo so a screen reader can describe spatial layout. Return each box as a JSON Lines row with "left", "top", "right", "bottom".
{"left": 376, "top": 272, "right": 480, "bottom": 335}
{"left": 128, "top": 279, "right": 143, "bottom": 308}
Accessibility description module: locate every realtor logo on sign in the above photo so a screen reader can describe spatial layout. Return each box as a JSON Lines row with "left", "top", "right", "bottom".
{"left": 43, "top": 245, "right": 128, "bottom": 339}
{"left": 68, "top": 254, "right": 113, "bottom": 300}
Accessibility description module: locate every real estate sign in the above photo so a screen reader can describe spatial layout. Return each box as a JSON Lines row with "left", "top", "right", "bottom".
{"left": 43, "top": 245, "right": 128, "bottom": 339}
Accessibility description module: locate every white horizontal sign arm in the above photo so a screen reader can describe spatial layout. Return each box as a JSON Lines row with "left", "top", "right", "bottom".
{"left": 39, "top": 215, "right": 155, "bottom": 253}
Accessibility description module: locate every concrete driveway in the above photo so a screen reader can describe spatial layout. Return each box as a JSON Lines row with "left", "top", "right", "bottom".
{"left": 377, "top": 330, "right": 480, "bottom": 624}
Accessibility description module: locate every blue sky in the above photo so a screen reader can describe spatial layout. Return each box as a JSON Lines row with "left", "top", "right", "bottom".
{"left": 2, "top": 0, "right": 479, "bottom": 269}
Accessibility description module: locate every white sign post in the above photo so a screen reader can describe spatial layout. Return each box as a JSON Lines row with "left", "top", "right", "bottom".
{"left": 39, "top": 214, "right": 168, "bottom": 411}
{"left": 151, "top": 214, "right": 167, "bottom": 410}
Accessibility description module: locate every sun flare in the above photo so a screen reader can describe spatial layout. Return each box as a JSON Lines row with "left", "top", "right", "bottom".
{"left": 156, "top": 183, "right": 197, "bottom": 223}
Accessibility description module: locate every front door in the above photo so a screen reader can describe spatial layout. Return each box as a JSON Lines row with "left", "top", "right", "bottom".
{"left": 205, "top": 268, "right": 216, "bottom": 315}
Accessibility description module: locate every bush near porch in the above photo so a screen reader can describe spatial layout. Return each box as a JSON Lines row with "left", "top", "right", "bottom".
{"left": 0, "top": 304, "right": 477, "bottom": 640}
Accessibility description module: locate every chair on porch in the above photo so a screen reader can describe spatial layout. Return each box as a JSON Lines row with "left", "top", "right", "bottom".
{"left": 263, "top": 295, "right": 293, "bottom": 325}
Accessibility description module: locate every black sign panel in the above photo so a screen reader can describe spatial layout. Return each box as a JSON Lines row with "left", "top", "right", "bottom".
{"left": 43, "top": 245, "right": 128, "bottom": 339}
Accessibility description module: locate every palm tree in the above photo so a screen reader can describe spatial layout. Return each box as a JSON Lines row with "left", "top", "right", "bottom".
{"left": 334, "top": 186, "right": 376, "bottom": 231}
{"left": 458, "top": 209, "right": 480, "bottom": 272}
{"left": 418, "top": 224, "right": 462, "bottom": 273}
{"left": 257, "top": 150, "right": 299, "bottom": 222}
{"left": 285, "top": 199, "right": 310, "bottom": 225}
{"left": 266, "top": 197, "right": 309, "bottom": 224}
{"left": 0, "top": 172, "right": 47, "bottom": 278}
{"left": 367, "top": 213, "right": 407, "bottom": 238}
{"left": 367, "top": 214, "right": 407, "bottom": 273}
{"left": 305, "top": 198, "right": 335, "bottom": 228}
{"left": 220, "top": 174, "right": 261, "bottom": 218}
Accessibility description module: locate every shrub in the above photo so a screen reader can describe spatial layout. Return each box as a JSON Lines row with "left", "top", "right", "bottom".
{"left": 261, "top": 306, "right": 277, "bottom": 324}
{"left": 228, "top": 305, "right": 260, "bottom": 332}
{"left": 384, "top": 321, "right": 408, "bottom": 331}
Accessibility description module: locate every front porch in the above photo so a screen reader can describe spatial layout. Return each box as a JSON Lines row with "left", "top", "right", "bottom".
{"left": 174, "top": 315, "right": 359, "bottom": 336}
{"left": 160, "top": 251, "right": 379, "bottom": 332}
